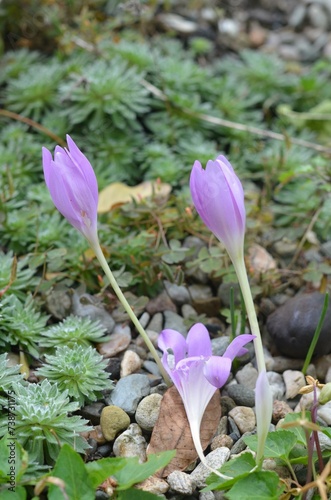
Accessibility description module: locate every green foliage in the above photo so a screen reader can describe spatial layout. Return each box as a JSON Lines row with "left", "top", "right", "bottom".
{"left": 0, "top": 353, "right": 24, "bottom": 406}
{"left": 0, "top": 380, "right": 91, "bottom": 464}
{"left": 61, "top": 58, "right": 150, "bottom": 130}
{"left": 0, "top": 294, "right": 48, "bottom": 357}
{"left": 0, "top": 252, "right": 38, "bottom": 300}
{"left": 43, "top": 445, "right": 175, "bottom": 499}
{"left": 36, "top": 344, "right": 113, "bottom": 405}
{"left": 39, "top": 315, "right": 108, "bottom": 349}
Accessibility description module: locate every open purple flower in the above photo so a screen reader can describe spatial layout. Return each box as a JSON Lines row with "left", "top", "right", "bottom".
{"left": 190, "top": 155, "right": 245, "bottom": 262}
{"left": 158, "top": 323, "right": 254, "bottom": 463}
{"left": 42, "top": 135, "right": 99, "bottom": 248}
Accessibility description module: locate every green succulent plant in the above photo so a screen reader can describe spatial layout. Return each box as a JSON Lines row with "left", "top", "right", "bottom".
{"left": 0, "top": 379, "right": 91, "bottom": 464}
{"left": 39, "top": 315, "right": 108, "bottom": 349}
{"left": 0, "top": 353, "right": 24, "bottom": 407}
{"left": 36, "top": 344, "right": 113, "bottom": 406}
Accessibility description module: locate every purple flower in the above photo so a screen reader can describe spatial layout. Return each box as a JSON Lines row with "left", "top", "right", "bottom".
{"left": 190, "top": 155, "right": 246, "bottom": 261}
{"left": 42, "top": 135, "right": 99, "bottom": 247}
{"left": 158, "top": 323, "right": 254, "bottom": 460}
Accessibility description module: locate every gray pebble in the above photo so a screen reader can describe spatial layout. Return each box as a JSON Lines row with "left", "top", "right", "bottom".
{"left": 143, "top": 360, "right": 160, "bottom": 376}
{"left": 188, "top": 284, "right": 213, "bottom": 301}
{"left": 72, "top": 292, "right": 115, "bottom": 333}
{"left": 235, "top": 363, "right": 258, "bottom": 390}
{"left": 267, "top": 371, "right": 286, "bottom": 400}
{"left": 211, "top": 337, "right": 230, "bottom": 356}
{"left": 164, "top": 281, "right": 191, "bottom": 305}
{"left": 190, "top": 448, "right": 230, "bottom": 488}
{"left": 163, "top": 310, "right": 187, "bottom": 334}
{"left": 226, "top": 384, "right": 256, "bottom": 407}
{"left": 106, "top": 374, "right": 150, "bottom": 415}
{"left": 167, "top": 471, "right": 195, "bottom": 495}
{"left": 147, "top": 312, "right": 163, "bottom": 333}
{"left": 139, "top": 311, "right": 150, "bottom": 329}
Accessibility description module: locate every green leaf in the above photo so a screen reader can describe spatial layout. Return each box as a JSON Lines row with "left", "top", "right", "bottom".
{"left": 114, "top": 451, "right": 176, "bottom": 490}
{"left": 244, "top": 430, "right": 297, "bottom": 460}
{"left": 48, "top": 444, "right": 95, "bottom": 500}
{"left": 204, "top": 452, "right": 256, "bottom": 491}
{"left": 282, "top": 412, "right": 310, "bottom": 446}
{"left": 85, "top": 457, "right": 128, "bottom": 489}
{"left": 226, "top": 471, "right": 282, "bottom": 500}
{"left": 0, "top": 436, "right": 28, "bottom": 484}
{"left": 0, "top": 487, "right": 26, "bottom": 500}
{"left": 117, "top": 488, "right": 163, "bottom": 500}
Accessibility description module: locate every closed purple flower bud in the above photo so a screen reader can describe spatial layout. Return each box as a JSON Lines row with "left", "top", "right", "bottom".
{"left": 190, "top": 155, "right": 246, "bottom": 261}
{"left": 42, "top": 135, "right": 99, "bottom": 247}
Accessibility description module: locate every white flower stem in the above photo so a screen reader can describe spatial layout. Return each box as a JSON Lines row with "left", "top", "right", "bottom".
{"left": 232, "top": 254, "right": 271, "bottom": 466}
{"left": 232, "top": 256, "right": 266, "bottom": 373}
{"left": 92, "top": 242, "right": 172, "bottom": 386}
{"left": 191, "top": 420, "right": 232, "bottom": 480}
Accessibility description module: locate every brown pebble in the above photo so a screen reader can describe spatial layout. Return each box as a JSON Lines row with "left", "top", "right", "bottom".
{"left": 211, "top": 434, "right": 233, "bottom": 451}
{"left": 272, "top": 400, "right": 293, "bottom": 424}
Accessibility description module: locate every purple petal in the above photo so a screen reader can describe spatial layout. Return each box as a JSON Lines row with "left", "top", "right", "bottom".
{"left": 158, "top": 329, "right": 187, "bottom": 370}
{"left": 186, "top": 323, "right": 212, "bottom": 358}
{"left": 42, "top": 137, "right": 99, "bottom": 246}
{"left": 174, "top": 357, "right": 217, "bottom": 422}
{"left": 66, "top": 135, "right": 98, "bottom": 206}
{"left": 203, "top": 356, "right": 232, "bottom": 388}
{"left": 223, "top": 334, "right": 255, "bottom": 361}
{"left": 190, "top": 156, "right": 246, "bottom": 260}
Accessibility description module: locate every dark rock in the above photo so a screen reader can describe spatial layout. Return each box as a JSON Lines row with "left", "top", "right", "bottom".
{"left": 266, "top": 292, "right": 331, "bottom": 358}
{"left": 220, "top": 396, "right": 236, "bottom": 416}
{"left": 105, "top": 358, "right": 121, "bottom": 380}
{"left": 80, "top": 402, "right": 105, "bottom": 425}
{"left": 226, "top": 384, "right": 256, "bottom": 407}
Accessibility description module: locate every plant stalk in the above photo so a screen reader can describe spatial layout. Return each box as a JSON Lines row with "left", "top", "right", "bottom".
{"left": 92, "top": 242, "right": 172, "bottom": 386}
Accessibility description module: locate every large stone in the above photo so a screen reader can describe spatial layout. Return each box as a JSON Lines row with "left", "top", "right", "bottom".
{"left": 100, "top": 406, "right": 130, "bottom": 441}
{"left": 106, "top": 374, "right": 150, "bottom": 415}
{"left": 266, "top": 292, "right": 331, "bottom": 358}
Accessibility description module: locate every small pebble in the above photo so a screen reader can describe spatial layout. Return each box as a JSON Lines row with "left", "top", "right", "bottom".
{"left": 100, "top": 406, "right": 130, "bottom": 441}
{"left": 226, "top": 384, "right": 255, "bottom": 407}
{"left": 147, "top": 312, "right": 163, "bottom": 333}
{"left": 135, "top": 393, "right": 163, "bottom": 431}
{"left": 228, "top": 406, "right": 256, "bottom": 434}
{"left": 163, "top": 310, "right": 187, "bottom": 334}
{"left": 283, "top": 370, "right": 306, "bottom": 399}
{"left": 80, "top": 402, "right": 105, "bottom": 425}
{"left": 106, "top": 374, "right": 150, "bottom": 415}
{"left": 167, "top": 470, "right": 195, "bottom": 495}
{"left": 272, "top": 400, "right": 293, "bottom": 423}
{"left": 120, "top": 350, "right": 142, "bottom": 377}
{"left": 164, "top": 280, "right": 191, "bottom": 305}
{"left": 235, "top": 363, "right": 258, "bottom": 390}
{"left": 267, "top": 371, "right": 286, "bottom": 400}
{"left": 211, "top": 434, "right": 233, "bottom": 451}
{"left": 98, "top": 330, "right": 131, "bottom": 358}
{"left": 113, "top": 423, "right": 147, "bottom": 462}
{"left": 136, "top": 476, "right": 169, "bottom": 495}
{"left": 190, "top": 448, "right": 230, "bottom": 488}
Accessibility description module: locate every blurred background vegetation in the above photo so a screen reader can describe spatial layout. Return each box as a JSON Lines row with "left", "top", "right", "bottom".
{"left": 0, "top": 0, "right": 330, "bottom": 297}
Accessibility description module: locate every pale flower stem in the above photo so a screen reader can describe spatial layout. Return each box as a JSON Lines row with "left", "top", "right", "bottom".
{"left": 191, "top": 421, "right": 232, "bottom": 480}
{"left": 232, "top": 257, "right": 266, "bottom": 373}
{"left": 92, "top": 242, "right": 172, "bottom": 386}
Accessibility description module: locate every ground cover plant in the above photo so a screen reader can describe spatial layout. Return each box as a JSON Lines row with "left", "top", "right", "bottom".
{"left": 0, "top": 1, "right": 331, "bottom": 499}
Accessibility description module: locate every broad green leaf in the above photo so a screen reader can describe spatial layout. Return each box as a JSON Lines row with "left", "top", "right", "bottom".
{"left": 48, "top": 444, "right": 94, "bottom": 500}
{"left": 282, "top": 412, "right": 310, "bottom": 446}
{"left": 244, "top": 430, "right": 297, "bottom": 460}
{"left": 204, "top": 452, "right": 256, "bottom": 491}
{"left": 85, "top": 457, "right": 128, "bottom": 489}
{"left": 226, "top": 471, "right": 282, "bottom": 500}
{"left": 0, "top": 436, "right": 28, "bottom": 484}
{"left": 117, "top": 488, "right": 163, "bottom": 500}
{"left": 0, "top": 487, "right": 26, "bottom": 499}
{"left": 115, "top": 451, "right": 176, "bottom": 490}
